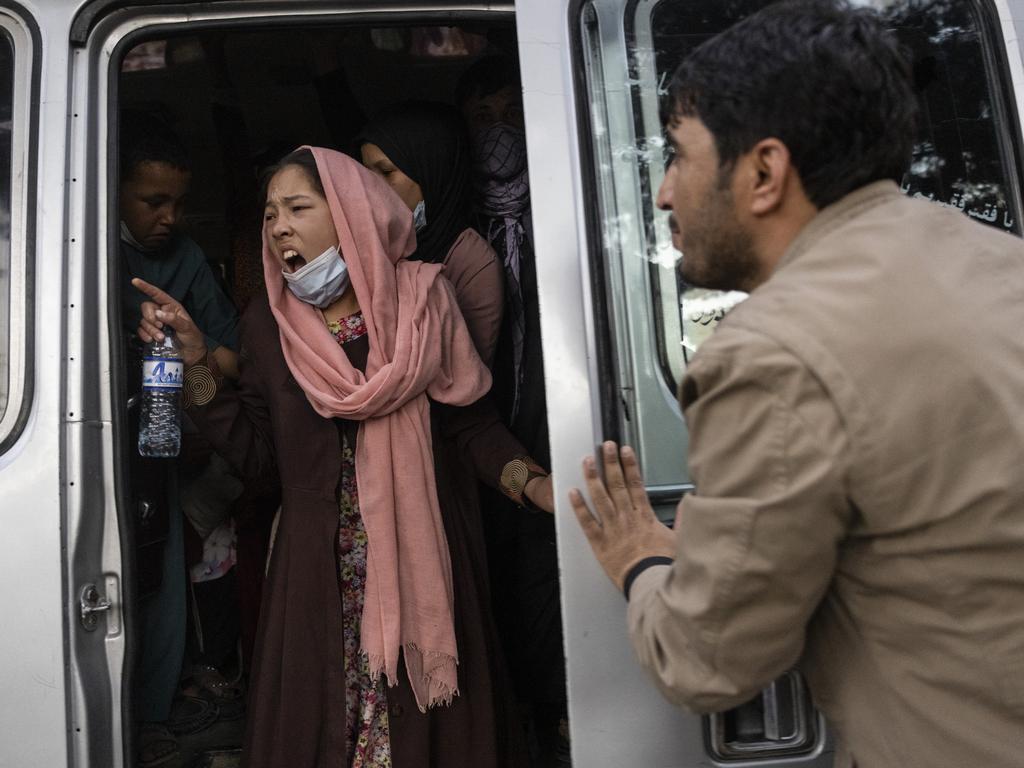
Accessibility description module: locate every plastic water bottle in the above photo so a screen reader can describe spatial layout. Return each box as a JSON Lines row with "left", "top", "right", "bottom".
{"left": 138, "top": 328, "right": 183, "bottom": 457}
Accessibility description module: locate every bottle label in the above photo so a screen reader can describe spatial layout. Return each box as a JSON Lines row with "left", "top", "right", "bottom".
{"left": 142, "top": 357, "right": 184, "bottom": 390}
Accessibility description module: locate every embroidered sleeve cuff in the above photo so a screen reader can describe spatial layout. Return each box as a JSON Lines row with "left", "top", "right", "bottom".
{"left": 499, "top": 455, "right": 548, "bottom": 508}
{"left": 623, "top": 556, "right": 674, "bottom": 601}
{"left": 183, "top": 352, "right": 223, "bottom": 408}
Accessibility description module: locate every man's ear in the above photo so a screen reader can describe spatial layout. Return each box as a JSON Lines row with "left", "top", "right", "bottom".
{"left": 746, "top": 137, "right": 792, "bottom": 216}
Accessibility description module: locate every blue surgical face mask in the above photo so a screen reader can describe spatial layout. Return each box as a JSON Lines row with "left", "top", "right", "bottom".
{"left": 413, "top": 200, "right": 427, "bottom": 232}
{"left": 281, "top": 245, "right": 349, "bottom": 309}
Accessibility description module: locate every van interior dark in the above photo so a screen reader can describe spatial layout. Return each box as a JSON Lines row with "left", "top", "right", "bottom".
{"left": 117, "top": 18, "right": 562, "bottom": 768}
{"left": 120, "top": 22, "right": 518, "bottom": 303}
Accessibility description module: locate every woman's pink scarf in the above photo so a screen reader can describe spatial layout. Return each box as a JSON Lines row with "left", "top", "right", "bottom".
{"left": 262, "top": 147, "right": 491, "bottom": 711}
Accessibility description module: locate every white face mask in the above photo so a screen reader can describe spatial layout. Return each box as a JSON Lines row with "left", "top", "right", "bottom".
{"left": 413, "top": 199, "right": 427, "bottom": 232}
{"left": 281, "top": 245, "right": 349, "bottom": 308}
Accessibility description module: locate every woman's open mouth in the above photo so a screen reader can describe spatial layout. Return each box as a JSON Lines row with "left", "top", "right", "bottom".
{"left": 283, "top": 249, "right": 307, "bottom": 272}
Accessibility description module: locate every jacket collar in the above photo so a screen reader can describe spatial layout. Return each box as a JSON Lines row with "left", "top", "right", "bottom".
{"left": 776, "top": 180, "right": 902, "bottom": 272}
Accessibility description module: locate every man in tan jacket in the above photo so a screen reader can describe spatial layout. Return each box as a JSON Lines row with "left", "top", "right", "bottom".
{"left": 570, "top": 2, "right": 1024, "bottom": 766}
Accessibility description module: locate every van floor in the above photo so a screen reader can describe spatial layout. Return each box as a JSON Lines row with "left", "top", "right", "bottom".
{"left": 172, "top": 720, "right": 243, "bottom": 768}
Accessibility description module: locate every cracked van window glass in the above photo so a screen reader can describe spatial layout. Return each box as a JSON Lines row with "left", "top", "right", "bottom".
{"left": 0, "top": 31, "right": 13, "bottom": 422}
{"left": 630, "top": 0, "right": 1020, "bottom": 383}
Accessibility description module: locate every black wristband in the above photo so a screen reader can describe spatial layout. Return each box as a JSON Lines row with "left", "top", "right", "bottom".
{"left": 623, "top": 556, "right": 674, "bottom": 601}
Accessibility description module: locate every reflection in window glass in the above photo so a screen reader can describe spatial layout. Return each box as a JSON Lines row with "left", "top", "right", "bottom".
{"left": 0, "top": 30, "right": 13, "bottom": 423}
{"left": 680, "top": 288, "right": 746, "bottom": 364}
{"left": 640, "top": 0, "right": 1020, "bottom": 370}
{"left": 122, "top": 40, "right": 167, "bottom": 71}
{"left": 894, "top": 0, "right": 1018, "bottom": 231}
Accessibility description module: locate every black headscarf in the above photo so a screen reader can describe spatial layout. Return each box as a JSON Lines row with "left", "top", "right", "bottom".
{"left": 358, "top": 102, "right": 471, "bottom": 264}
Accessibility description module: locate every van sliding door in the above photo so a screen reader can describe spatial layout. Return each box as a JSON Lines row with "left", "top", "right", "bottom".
{"left": 518, "top": 0, "right": 1024, "bottom": 765}
{"left": 0, "top": 3, "right": 66, "bottom": 766}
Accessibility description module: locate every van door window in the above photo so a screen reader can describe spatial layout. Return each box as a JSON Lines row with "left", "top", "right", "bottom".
{"left": 639, "top": 0, "right": 1022, "bottom": 401}
{"left": 0, "top": 10, "right": 32, "bottom": 451}
{"left": 578, "top": 0, "right": 1024, "bottom": 501}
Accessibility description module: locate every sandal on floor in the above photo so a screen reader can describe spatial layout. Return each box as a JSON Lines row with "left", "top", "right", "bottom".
{"left": 167, "top": 694, "right": 219, "bottom": 736}
{"left": 182, "top": 665, "right": 246, "bottom": 721}
{"left": 137, "top": 722, "right": 179, "bottom": 768}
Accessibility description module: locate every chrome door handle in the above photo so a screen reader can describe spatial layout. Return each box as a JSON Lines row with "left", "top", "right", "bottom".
{"left": 704, "top": 671, "right": 820, "bottom": 760}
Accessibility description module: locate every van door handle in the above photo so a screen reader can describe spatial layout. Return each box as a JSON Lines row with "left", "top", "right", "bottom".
{"left": 704, "top": 671, "right": 821, "bottom": 760}
{"left": 79, "top": 583, "right": 112, "bottom": 631}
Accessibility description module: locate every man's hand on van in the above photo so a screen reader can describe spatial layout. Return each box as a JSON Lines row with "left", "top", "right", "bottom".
{"left": 132, "top": 277, "right": 209, "bottom": 366}
{"left": 570, "top": 441, "right": 676, "bottom": 592}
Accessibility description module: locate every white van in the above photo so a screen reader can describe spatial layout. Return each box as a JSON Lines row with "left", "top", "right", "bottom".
{"left": 1, "top": 0, "right": 1023, "bottom": 766}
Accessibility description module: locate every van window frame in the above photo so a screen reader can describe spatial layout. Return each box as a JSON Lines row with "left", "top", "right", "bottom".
{"left": 569, "top": 0, "right": 695, "bottom": 513}
{"left": 571, "top": 1, "right": 628, "bottom": 446}
{"left": 0, "top": 1, "right": 40, "bottom": 455}
{"left": 72, "top": 0, "right": 515, "bottom": 45}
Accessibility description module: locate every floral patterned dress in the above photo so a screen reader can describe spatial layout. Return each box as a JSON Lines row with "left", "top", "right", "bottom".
{"left": 328, "top": 312, "right": 392, "bottom": 768}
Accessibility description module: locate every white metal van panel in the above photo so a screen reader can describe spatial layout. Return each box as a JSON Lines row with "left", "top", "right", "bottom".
{"left": 515, "top": 2, "right": 708, "bottom": 766}
{"left": 997, "top": 0, "right": 1024, "bottom": 83}
{"left": 0, "top": 2, "right": 76, "bottom": 767}
{"left": 65, "top": 2, "right": 126, "bottom": 763}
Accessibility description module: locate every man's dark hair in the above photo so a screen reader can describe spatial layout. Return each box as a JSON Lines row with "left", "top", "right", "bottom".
{"left": 119, "top": 110, "right": 191, "bottom": 181}
{"left": 668, "top": 0, "right": 917, "bottom": 208}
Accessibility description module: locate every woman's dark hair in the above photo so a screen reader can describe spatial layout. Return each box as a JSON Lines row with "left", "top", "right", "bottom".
{"left": 667, "top": 0, "right": 917, "bottom": 208}
{"left": 259, "top": 148, "right": 325, "bottom": 206}
{"left": 358, "top": 102, "right": 471, "bottom": 264}
{"left": 119, "top": 110, "right": 190, "bottom": 181}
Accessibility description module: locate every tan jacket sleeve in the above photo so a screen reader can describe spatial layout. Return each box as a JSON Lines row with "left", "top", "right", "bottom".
{"left": 628, "top": 328, "right": 851, "bottom": 713}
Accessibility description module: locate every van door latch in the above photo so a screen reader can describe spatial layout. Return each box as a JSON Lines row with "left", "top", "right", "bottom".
{"left": 704, "top": 671, "right": 821, "bottom": 760}
{"left": 79, "top": 584, "right": 112, "bottom": 631}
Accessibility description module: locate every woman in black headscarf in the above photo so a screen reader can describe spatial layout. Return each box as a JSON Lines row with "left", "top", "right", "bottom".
{"left": 358, "top": 101, "right": 555, "bottom": 768}
{"left": 359, "top": 101, "right": 503, "bottom": 366}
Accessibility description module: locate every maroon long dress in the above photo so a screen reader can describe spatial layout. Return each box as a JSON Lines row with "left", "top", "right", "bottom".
{"left": 186, "top": 292, "right": 528, "bottom": 768}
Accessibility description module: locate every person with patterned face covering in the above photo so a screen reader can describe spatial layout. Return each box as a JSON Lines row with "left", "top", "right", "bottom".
{"left": 458, "top": 56, "right": 532, "bottom": 426}
{"left": 358, "top": 102, "right": 555, "bottom": 516}
{"left": 358, "top": 102, "right": 502, "bottom": 366}
{"left": 457, "top": 55, "right": 569, "bottom": 768}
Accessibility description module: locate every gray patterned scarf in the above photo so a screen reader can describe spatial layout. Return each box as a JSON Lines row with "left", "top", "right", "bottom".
{"left": 472, "top": 122, "right": 530, "bottom": 418}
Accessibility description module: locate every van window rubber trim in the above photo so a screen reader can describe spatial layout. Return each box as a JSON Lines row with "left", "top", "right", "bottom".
{"left": 568, "top": 0, "right": 626, "bottom": 444}
{"left": 72, "top": 0, "right": 513, "bottom": 45}
{"left": 0, "top": 0, "right": 41, "bottom": 457}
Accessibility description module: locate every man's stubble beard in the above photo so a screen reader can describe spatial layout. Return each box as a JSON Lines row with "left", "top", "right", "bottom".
{"left": 677, "top": 178, "right": 761, "bottom": 294}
